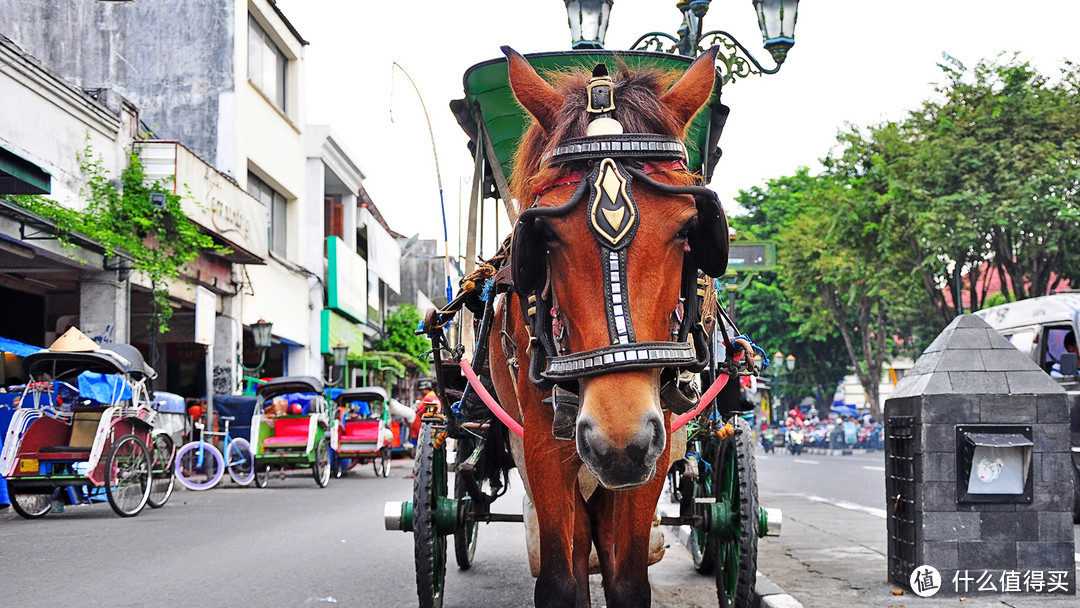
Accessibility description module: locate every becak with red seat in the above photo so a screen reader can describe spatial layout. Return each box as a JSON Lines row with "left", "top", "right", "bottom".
{"left": 250, "top": 376, "right": 331, "bottom": 488}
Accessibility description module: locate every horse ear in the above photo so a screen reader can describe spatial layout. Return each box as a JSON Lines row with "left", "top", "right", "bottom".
{"left": 660, "top": 46, "right": 719, "bottom": 132}
{"left": 503, "top": 45, "right": 562, "bottom": 132}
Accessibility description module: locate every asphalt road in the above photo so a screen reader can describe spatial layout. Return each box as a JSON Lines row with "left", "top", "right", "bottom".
{"left": 0, "top": 455, "right": 717, "bottom": 608}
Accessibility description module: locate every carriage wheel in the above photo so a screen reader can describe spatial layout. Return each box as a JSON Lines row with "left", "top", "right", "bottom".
{"left": 254, "top": 463, "right": 270, "bottom": 488}
{"left": 375, "top": 446, "right": 391, "bottom": 478}
{"left": 9, "top": 487, "right": 55, "bottom": 519}
{"left": 105, "top": 434, "right": 152, "bottom": 517}
{"left": 413, "top": 423, "right": 447, "bottom": 608}
{"left": 312, "top": 436, "right": 331, "bottom": 488}
{"left": 147, "top": 433, "right": 176, "bottom": 508}
{"left": 226, "top": 438, "right": 256, "bottom": 486}
{"left": 453, "top": 471, "right": 478, "bottom": 569}
{"left": 687, "top": 451, "right": 717, "bottom": 574}
{"left": 713, "top": 417, "right": 758, "bottom": 608}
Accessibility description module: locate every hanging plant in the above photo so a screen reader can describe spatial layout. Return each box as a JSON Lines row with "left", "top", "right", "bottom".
{"left": 13, "top": 140, "right": 223, "bottom": 334}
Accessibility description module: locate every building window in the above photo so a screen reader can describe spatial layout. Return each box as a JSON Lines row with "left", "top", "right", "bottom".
{"left": 248, "top": 15, "right": 287, "bottom": 113}
{"left": 248, "top": 172, "right": 287, "bottom": 256}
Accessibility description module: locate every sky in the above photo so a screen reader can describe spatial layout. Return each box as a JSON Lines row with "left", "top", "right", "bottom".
{"left": 275, "top": 0, "right": 1079, "bottom": 262}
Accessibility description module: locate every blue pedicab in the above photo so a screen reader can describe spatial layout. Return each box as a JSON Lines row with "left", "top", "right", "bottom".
{"left": 249, "top": 376, "right": 331, "bottom": 488}
{"left": 0, "top": 337, "right": 174, "bottom": 517}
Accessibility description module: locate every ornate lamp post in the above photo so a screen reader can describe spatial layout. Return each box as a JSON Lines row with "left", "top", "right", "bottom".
{"left": 771, "top": 349, "right": 796, "bottom": 419}
{"left": 238, "top": 318, "right": 273, "bottom": 379}
{"left": 324, "top": 343, "right": 351, "bottom": 387}
{"left": 566, "top": 0, "right": 801, "bottom": 84}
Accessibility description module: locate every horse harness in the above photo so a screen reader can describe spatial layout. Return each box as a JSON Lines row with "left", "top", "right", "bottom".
{"left": 505, "top": 64, "right": 731, "bottom": 436}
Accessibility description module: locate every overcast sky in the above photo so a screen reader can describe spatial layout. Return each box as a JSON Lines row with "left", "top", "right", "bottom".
{"left": 275, "top": 0, "right": 1079, "bottom": 261}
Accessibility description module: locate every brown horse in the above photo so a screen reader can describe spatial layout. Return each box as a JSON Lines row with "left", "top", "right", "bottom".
{"left": 488, "top": 46, "right": 730, "bottom": 607}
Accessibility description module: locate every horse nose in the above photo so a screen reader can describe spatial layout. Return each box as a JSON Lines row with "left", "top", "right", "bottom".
{"left": 577, "top": 413, "right": 666, "bottom": 489}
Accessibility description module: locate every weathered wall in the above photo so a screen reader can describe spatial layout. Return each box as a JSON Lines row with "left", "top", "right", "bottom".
{"left": 0, "top": 0, "right": 235, "bottom": 167}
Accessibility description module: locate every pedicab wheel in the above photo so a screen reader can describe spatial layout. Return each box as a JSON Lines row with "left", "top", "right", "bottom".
{"left": 687, "top": 451, "right": 716, "bottom": 574}
{"left": 453, "top": 472, "right": 478, "bottom": 570}
{"left": 714, "top": 417, "right": 758, "bottom": 608}
{"left": 9, "top": 487, "right": 55, "bottom": 519}
{"left": 147, "top": 433, "right": 176, "bottom": 508}
{"left": 413, "top": 423, "right": 447, "bottom": 608}
{"left": 312, "top": 436, "right": 331, "bottom": 488}
{"left": 375, "top": 446, "right": 391, "bottom": 478}
{"left": 254, "top": 462, "right": 270, "bottom": 488}
{"left": 105, "top": 433, "right": 152, "bottom": 517}
{"left": 226, "top": 437, "right": 256, "bottom": 486}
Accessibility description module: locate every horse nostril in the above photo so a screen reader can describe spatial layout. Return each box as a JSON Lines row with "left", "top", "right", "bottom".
{"left": 626, "top": 441, "right": 648, "bottom": 467}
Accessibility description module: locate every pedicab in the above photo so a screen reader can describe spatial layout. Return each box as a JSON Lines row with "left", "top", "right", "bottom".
{"left": 0, "top": 328, "right": 173, "bottom": 518}
{"left": 249, "top": 376, "right": 331, "bottom": 488}
{"left": 330, "top": 386, "right": 414, "bottom": 478}
{"left": 385, "top": 45, "right": 781, "bottom": 608}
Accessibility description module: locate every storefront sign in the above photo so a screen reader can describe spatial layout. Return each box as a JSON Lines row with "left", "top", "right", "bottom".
{"left": 320, "top": 309, "right": 364, "bottom": 357}
{"left": 327, "top": 236, "right": 367, "bottom": 323}
{"left": 137, "top": 142, "right": 269, "bottom": 261}
{"left": 194, "top": 286, "right": 216, "bottom": 346}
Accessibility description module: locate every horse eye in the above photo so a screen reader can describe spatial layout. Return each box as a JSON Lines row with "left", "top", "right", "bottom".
{"left": 539, "top": 222, "right": 560, "bottom": 245}
{"left": 675, "top": 221, "right": 692, "bottom": 241}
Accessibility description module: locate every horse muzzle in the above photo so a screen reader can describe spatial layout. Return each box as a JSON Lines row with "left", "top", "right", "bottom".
{"left": 576, "top": 409, "right": 666, "bottom": 490}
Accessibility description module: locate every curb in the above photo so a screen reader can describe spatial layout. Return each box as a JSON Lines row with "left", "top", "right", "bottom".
{"left": 659, "top": 504, "right": 804, "bottom": 608}
{"left": 754, "top": 571, "right": 803, "bottom": 608}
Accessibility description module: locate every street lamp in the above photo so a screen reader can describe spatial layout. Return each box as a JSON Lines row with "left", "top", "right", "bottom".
{"left": 771, "top": 349, "right": 796, "bottom": 420}
{"left": 239, "top": 318, "right": 273, "bottom": 378}
{"left": 564, "top": 0, "right": 614, "bottom": 49}
{"left": 324, "top": 343, "right": 350, "bottom": 387}
{"left": 628, "top": 0, "right": 801, "bottom": 84}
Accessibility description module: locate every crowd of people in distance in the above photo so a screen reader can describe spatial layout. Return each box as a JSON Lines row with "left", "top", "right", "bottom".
{"left": 761, "top": 407, "right": 885, "bottom": 453}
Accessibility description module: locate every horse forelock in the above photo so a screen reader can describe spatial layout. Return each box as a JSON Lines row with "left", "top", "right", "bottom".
{"left": 510, "top": 65, "right": 686, "bottom": 209}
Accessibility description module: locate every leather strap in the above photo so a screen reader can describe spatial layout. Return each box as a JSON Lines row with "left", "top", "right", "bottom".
{"left": 543, "top": 134, "right": 687, "bottom": 167}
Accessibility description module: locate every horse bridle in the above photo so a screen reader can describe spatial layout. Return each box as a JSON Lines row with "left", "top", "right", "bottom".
{"left": 509, "top": 64, "right": 730, "bottom": 411}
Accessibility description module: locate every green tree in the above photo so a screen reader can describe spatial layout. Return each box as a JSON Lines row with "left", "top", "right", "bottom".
{"left": 828, "top": 55, "right": 1080, "bottom": 322}
{"left": 373, "top": 304, "right": 431, "bottom": 373}
{"left": 731, "top": 170, "right": 851, "bottom": 412}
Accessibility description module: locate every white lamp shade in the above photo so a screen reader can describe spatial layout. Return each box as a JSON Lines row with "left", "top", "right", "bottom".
{"left": 565, "top": 0, "right": 613, "bottom": 49}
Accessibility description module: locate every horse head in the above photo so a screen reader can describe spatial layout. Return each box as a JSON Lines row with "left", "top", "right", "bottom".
{"left": 505, "top": 47, "right": 728, "bottom": 489}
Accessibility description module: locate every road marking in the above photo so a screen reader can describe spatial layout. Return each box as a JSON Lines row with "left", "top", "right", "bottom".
{"left": 804, "top": 494, "right": 887, "bottom": 519}
{"left": 862, "top": 466, "right": 886, "bottom": 471}
{"left": 792, "top": 459, "right": 819, "bottom": 465}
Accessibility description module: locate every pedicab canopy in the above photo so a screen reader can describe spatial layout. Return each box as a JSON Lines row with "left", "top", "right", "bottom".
{"left": 24, "top": 334, "right": 157, "bottom": 381}
{"left": 450, "top": 50, "right": 728, "bottom": 185}
{"left": 334, "top": 386, "right": 388, "bottom": 406}
{"left": 256, "top": 376, "right": 325, "bottom": 398}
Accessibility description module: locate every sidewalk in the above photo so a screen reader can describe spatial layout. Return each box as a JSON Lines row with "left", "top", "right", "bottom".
{"left": 755, "top": 488, "right": 1078, "bottom": 608}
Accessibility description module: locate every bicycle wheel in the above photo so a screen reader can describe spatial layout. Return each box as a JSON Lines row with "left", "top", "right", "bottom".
{"left": 226, "top": 437, "right": 256, "bottom": 486}
{"left": 105, "top": 434, "right": 152, "bottom": 517}
{"left": 174, "top": 441, "right": 225, "bottom": 491}
{"left": 312, "top": 436, "right": 331, "bottom": 488}
{"left": 9, "top": 487, "right": 55, "bottom": 519}
{"left": 254, "top": 462, "right": 270, "bottom": 488}
{"left": 714, "top": 417, "right": 758, "bottom": 608}
{"left": 148, "top": 433, "right": 176, "bottom": 508}
{"left": 375, "top": 446, "right": 391, "bottom": 478}
{"left": 414, "top": 423, "right": 447, "bottom": 608}
{"left": 453, "top": 469, "right": 478, "bottom": 569}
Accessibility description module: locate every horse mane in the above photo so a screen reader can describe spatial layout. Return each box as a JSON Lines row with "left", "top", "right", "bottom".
{"left": 510, "top": 61, "right": 691, "bottom": 208}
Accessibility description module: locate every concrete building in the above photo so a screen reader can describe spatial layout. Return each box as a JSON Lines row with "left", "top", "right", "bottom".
{"left": 0, "top": 0, "right": 377, "bottom": 395}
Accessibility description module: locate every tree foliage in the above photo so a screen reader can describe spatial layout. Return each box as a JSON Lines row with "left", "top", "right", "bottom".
{"left": 373, "top": 304, "right": 431, "bottom": 373}
{"left": 732, "top": 55, "right": 1080, "bottom": 414}
{"left": 14, "top": 142, "right": 221, "bottom": 333}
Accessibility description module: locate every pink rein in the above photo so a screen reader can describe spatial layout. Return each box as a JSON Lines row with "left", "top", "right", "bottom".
{"left": 459, "top": 358, "right": 731, "bottom": 438}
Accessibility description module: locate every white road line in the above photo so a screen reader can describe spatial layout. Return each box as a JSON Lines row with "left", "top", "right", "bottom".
{"left": 804, "top": 494, "right": 888, "bottom": 519}
{"left": 862, "top": 466, "right": 886, "bottom": 471}
{"left": 791, "top": 459, "right": 819, "bottom": 465}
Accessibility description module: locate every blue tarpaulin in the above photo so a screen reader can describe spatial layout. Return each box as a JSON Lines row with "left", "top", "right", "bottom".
{"left": 0, "top": 336, "right": 40, "bottom": 358}
{"left": 78, "top": 371, "right": 131, "bottom": 404}
{"left": 215, "top": 395, "right": 258, "bottom": 441}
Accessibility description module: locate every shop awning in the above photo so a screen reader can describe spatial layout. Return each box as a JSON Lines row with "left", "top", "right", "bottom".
{"left": 0, "top": 147, "right": 50, "bottom": 195}
{"left": 0, "top": 336, "right": 42, "bottom": 357}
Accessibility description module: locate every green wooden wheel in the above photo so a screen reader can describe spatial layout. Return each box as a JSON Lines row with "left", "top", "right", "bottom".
{"left": 413, "top": 423, "right": 448, "bottom": 608}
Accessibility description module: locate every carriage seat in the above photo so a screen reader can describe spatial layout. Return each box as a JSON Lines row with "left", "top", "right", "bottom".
{"left": 262, "top": 416, "right": 310, "bottom": 449}
{"left": 338, "top": 420, "right": 380, "bottom": 450}
{"left": 36, "top": 410, "right": 103, "bottom": 460}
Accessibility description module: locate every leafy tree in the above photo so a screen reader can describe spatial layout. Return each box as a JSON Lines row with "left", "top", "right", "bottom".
{"left": 373, "top": 304, "right": 431, "bottom": 373}
{"left": 828, "top": 55, "right": 1080, "bottom": 322}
